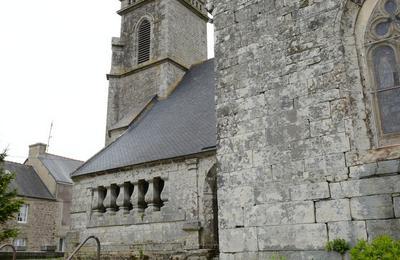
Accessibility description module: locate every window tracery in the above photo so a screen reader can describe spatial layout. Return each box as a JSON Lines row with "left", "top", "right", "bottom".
{"left": 365, "top": 0, "right": 400, "bottom": 145}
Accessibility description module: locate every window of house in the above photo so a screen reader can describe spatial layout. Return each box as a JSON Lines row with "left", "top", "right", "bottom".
{"left": 366, "top": 0, "right": 400, "bottom": 145}
{"left": 137, "top": 19, "right": 151, "bottom": 64}
{"left": 58, "top": 238, "right": 65, "bottom": 252}
{"left": 13, "top": 238, "right": 26, "bottom": 247}
{"left": 17, "top": 204, "right": 28, "bottom": 223}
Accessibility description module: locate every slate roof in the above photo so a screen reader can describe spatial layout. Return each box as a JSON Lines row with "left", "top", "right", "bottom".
{"left": 4, "top": 161, "right": 54, "bottom": 200}
{"left": 73, "top": 59, "right": 216, "bottom": 176}
{"left": 109, "top": 95, "right": 156, "bottom": 131}
{"left": 38, "top": 154, "right": 83, "bottom": 184}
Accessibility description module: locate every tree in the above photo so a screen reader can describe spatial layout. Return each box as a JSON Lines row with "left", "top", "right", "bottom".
{"left": 0, "top": 151, "right": 24, "bottom": 242}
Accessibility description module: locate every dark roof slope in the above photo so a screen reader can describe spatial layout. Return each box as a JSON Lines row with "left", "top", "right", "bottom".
{"left": 73, "top": 59, "right": 216, "bottom": 176}
{"left": 4, "top": 161, "right": 54, "bottom": 200}
{"left": 38, "top": 154, "right": 83, "bottom": 184}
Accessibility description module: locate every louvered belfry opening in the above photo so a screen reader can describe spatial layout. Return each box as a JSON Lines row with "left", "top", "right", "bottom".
{"left": 137, "top": 19, "right": 151, "bottom": 64}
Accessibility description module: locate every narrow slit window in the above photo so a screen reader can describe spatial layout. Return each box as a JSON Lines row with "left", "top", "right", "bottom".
{"left": 137, "top": 20, "right": 151, "bottom": 64}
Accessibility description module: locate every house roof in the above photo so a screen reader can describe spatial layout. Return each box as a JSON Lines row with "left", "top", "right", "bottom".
{"left": 38, "top": 154, "right": 83, "bottom": 184}
{"left": 4, "top": 161, "right": 54, "bottom": 200}
{"left": 73, "top": 59, "right": 216, "bottom": 177}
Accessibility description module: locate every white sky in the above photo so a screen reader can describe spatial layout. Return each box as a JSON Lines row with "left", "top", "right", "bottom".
{"left": 0, "top": 1, "right": 214, "bottom": 163}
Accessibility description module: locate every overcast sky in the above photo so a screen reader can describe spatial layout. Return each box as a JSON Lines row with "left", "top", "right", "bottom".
{"left": 0, "top": 1, "right": 214, "bottom": 163}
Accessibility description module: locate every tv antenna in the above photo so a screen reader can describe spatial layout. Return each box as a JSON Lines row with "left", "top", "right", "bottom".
{"left": 47, "top": 121, "right": 54, "bottom": 152}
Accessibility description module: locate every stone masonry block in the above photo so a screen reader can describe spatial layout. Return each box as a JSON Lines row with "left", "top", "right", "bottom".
{"left": 377, "top": 160, "right": 400, "bottom": 175}
{"left": 246, "top": 201, "right": 315, "bottom": 226}
{"left": 367, "top": 219, "right": 400, "bottom": 240}
{"left": 349, "top": 163, "right": 378, "bottom": 179}
{"left": 219, "top": 228, "right": 258, "bottom": 253}
{"left": 350, "top": 160, "right": 400, "bottom": 179}
{"left": 254, "top": 182, "right": 290, "bottom": 204}
{"left": 328, "top": 221, "right": 367, "bottom": 246}
{"left": 394, "top": 196, "right": 400, "bottom": 218}
{"left": 272, "top": 160, "right": 305, "bottom": 182}
{"left": 350, "top": 195, "right": 394, "bottom": 220}
{"left": 330, "top": 175, "right": 400, "bottom": 198}
{"left": 219, "top": 185, "right": 254, "bottom": 208}
{"left": 258, "top": 224, "right": 328, "bottom": 250}
{"left": 219, "top": 205, "right": 245, "bottom": 229}
{"left": 290, "top": 182, "right": 330, "bottom": 201}
{"left": 316, "top": 199, "right": 351, "bottom": 222}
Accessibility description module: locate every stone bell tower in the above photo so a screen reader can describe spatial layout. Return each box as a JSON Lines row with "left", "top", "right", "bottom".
{"left": 105, "top": 0, "right": 208, "bottom": 144}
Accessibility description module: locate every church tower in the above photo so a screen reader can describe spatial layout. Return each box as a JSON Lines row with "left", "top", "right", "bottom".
{"left": 106, "top": 0, "right": 208, "bottom": 144}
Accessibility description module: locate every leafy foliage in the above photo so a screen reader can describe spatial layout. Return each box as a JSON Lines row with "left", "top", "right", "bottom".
{"left": 350, "top": 235, "right": 400, "bottom": 260}
{"left": 326, "top": 238, "right": 351, "bottom": 255}
{"left": 0, "top": 151, "right": 24, "bottom": 242}
{"left": 270, "top": 254, "right": 287, "bottom": 260}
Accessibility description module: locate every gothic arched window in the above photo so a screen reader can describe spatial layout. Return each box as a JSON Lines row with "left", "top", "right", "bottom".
{"left": 137, "top": 19, "right": 151, "bottom": 64}
{"left": 366, "top": 0, "right": 400, "bottom": 145}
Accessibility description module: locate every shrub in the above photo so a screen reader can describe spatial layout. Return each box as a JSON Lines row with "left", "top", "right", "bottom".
{"left": 270, "top": 254, "right": 286, "bottom": 260}
{"left": 350, "top": 235, "right": 400, "bottom": 260}
{"left": 326, "top": 238, "right": 351, "bottom": 255}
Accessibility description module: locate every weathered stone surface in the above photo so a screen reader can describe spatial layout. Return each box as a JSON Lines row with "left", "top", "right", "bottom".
{"left": 349, "top": 160, "right": 400, "bottom": 179}
{"left": 367, "top": 219, "right": 400, "bottom": 240}
{"left": 289, "top": 182, "right": 330, "bottom": 201}
{"left": 219, "top": 228, "right": 258, "bottom": 253}
{"left": 350, "top": 195, "right": 394, "bottom": 220}
{"left": 257, "top": 224, "right": 328, "bottom": 250}
{"left": 328, "top": 221, "right": 367, "bottom": 245}
{"left": 394, "top": 196, "right": 400, "bottom": 218}
{"left": 246, "top": 201, "right": 315, "bottom": 226}
{"left": 220, "top": 251, "right": 339, "bottom": 260}
{"left": 330, "top": 176, "right": 400, "bottom": 198}
{"left": 316, "top": 199, "right": 351, "bottom": 222}
{"left": 254, "top": 182, "right": 290, "bottom": 204}
{"left": 212, "top": 0, "right": 400, "bottom": 256}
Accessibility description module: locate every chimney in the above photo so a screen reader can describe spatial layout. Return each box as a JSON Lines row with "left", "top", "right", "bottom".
{"left": 28, "top": 143, "right": 47, "bottom": 158}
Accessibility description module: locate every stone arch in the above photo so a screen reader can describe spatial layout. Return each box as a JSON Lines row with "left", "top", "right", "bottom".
{"left": 133, "top": 15, "right": 154, "bottom": 65}
{"left": 200, "top": 164, "right": 218, "bottom": 251}
{"left": 338, "top": 0, "right": 383, "bottom": 150}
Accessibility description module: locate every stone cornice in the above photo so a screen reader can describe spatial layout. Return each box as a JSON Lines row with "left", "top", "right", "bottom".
{"left": 71, "top": 149, "right": 216, "bottom": 179}
{"left": 117, "top": 0, "right": 209, "bottom": 21}
{"left": 107, "top": 58, "right": 188, "bottom": 80}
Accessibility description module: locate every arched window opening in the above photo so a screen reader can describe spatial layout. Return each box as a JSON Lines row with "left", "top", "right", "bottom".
{"left": 372, "top": 45, "right": 400, "bottom": 134}
{"left": 137, "top": 19, "right": 151, "bottom": 64}
{"left": 365, "top": 0, "right": 400, "bottom": 143}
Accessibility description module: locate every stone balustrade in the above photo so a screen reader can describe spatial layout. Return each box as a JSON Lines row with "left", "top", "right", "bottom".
{"left": 88, "top": 176, "right": 185, "bottom": 228}
{"left": 91, "top": 177, "right": 167, "bottom": 216}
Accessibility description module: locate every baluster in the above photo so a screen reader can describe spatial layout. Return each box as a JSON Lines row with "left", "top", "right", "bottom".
{"left": 92, "top": 187, "right": 105, "bottom": 215}
{"left": 145, "top": 178, "right": 162, "bottom": 212}
{"left": 130, "top": 181, "right": 142, "bottom": 214}
{"left": 104, "top": 185, "right": 117, "bottom": 214}
{"left": 160, "top": 177, "right": 169, "bottom": 208}
{"left": 145, "top": 179, "right": 155, "bottom": 212}
{"left": 116, "top": 183, "right": 131, "bottom": 214}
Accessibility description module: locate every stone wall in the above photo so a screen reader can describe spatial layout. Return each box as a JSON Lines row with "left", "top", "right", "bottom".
{"left": 69, "top": 153, "right": 218, "bottom": 258}
{"left": 212, "top": 0, "right": 400, "bottom": 259}
{"left": 5, "top": 197, "right": 58, "bottom": 251}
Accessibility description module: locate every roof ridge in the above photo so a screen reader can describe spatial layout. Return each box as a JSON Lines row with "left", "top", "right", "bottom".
{"left": 5, "top": 160, "right": 33, "bottom": 169}
{"left": 40, "top": 153, "right": 84, "bottom": 163}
